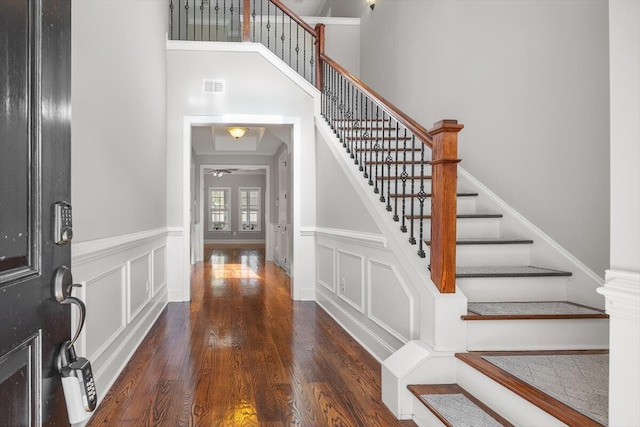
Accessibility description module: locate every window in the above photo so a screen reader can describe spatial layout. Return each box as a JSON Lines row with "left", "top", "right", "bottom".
{"left": 239, "top": 187, "right": 261, "bottom": 231}
{"left": 209, "top": 187, "right": 230, "bottom": 231}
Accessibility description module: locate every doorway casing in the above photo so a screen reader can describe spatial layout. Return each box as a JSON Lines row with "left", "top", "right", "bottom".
{"left": 169, "top": 114, "right": 313, "bottom": 302}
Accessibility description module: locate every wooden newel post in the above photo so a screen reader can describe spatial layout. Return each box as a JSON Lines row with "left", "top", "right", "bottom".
{"left": 314, "top": 23, "right": 325, "bottom": 91}
{"left": 242, "top": 0, "right": 251, "bottom": 42}
{"left": 428, "top": 119, "right": 464, "bottom": 293}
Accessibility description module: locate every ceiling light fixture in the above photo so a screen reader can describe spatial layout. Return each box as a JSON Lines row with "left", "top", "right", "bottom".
{"left": 228, "top": 127, "right": 248, "bottom": 139}
{"left": 367, "top": 0, "right": 376, "bottom": 10}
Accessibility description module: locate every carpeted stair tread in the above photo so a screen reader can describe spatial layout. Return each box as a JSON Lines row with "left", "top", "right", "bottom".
{"left": 456, "top": 265, "right": 572, "bottom": 278}
{"left": 456, "top": 351, "right": 608, "bottom": 426}
{"left": 426, "top": 237, "right": 534, "bottom": 246}
{"left": 408, "top": 384, "right": 513, "bottom": 427}
{"left": 463, "top": 301, "right": 607, "bottom": 320}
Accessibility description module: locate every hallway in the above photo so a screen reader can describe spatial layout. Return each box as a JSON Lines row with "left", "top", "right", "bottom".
{"left": 88, "top": 245, "right": 415, "bottom": 426}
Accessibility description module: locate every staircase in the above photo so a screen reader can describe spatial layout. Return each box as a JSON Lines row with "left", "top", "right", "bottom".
{"left": 167, "top": 1, "right": 610, "bottom": 424}
{"left": 325, "top": 117, "right": 609, "bottom": 426}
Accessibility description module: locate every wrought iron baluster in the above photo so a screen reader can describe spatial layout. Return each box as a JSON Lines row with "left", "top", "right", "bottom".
{"left": 356, "top": 90, "right": 363, "bottom": 172}
{"left": 295, "top": 26, "right": 300, "bottom": 73}
{"left": 200, "top": 0, "right": 204, "bottom": 40}
{"left": 288, "top": 16, "right": 292, "bottom": 67}
{"left": 310, "top": 36, "right": 315, "bottom": 87}
{"left": 280, "top": 11, "right": 285, "bottom": 60}
{"left": 229, "top": 0, "right": 234, "bottom": 40}
{"left": 251, "top": 0, "right": 255, "bottom": 41}
{"left": 391, "top": 121, "right": 400, "bottom": 218}
{"left": 350, "top": 85, "right": 357, "bottom": 166}
{"left": 400, "top": 128, "right": 409, "bottom": 232}
{"left": 373, "top": 106, "right": 381, "bottom": 195}
{"left": 381, "top": 112, "right": 390, "bottom": 204}
{"left": 267, "top": 2, "right": 271, "bottom": 49}
{"left": 409, "top": 135, "right": 417, "bottom": 245}
{"left": 184, "top": 0, "right": 190, "bottom": 40}
{"left": 169, "top": 0, "right": 174, "bottom": 39}
{"left": 208, "top": 0, "right": 211, "bottom": 40}
{"left": 366, "top": 99, "right": 372, "bottom": 184}
{"left": 215, "top": 0, "right": 219, "bottom": 40}
{"left": 417, "top": 142, "right": 427, "bottom": 258}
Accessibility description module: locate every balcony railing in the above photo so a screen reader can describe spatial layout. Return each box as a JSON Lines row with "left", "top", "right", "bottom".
{"left": 169, "top": 0, "right": 462, "bottom": 294}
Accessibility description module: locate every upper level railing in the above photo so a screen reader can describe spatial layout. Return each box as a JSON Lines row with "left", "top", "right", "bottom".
{"left": 168, "top": 0, "right": 462, "bottom": 294}
{"left": 169, "top": 0, "right": 322, "bottom": 87}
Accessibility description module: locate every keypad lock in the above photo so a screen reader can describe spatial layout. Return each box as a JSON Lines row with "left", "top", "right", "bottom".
{"left": 54, "top": 201, "right": 73, "bottom": 245}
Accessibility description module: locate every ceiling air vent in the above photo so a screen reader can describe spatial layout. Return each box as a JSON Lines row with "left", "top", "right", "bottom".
{"left": 203, "top": 79, "right": 224, "bottom": 94}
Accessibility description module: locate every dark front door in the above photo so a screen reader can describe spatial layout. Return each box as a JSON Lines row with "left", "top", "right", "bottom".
{"left": 1, "top": 0, "right": 72, "bottom": 424}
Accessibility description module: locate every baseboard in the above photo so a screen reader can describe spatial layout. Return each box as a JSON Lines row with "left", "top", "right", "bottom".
{"left": 316, "top": 288, "right": 397, "bottom": 362}
{"left": 204, "top": 239, "right": 266, "bottom": 244}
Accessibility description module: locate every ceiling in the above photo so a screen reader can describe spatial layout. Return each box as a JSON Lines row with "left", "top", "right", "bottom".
{"left": 191, "top": 124, "right": 291, "bottom": 157}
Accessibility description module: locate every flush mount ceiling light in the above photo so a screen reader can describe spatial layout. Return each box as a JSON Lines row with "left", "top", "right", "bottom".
{"left": 228, "top": 127, "right": 249, "bottom": 139}
{"left": 367, "top": 0, "right": 376, "bottom": 10}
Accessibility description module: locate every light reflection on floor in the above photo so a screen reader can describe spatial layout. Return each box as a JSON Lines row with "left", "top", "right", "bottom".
{"left": 209, "top": 250, "right": 262, "bottom": 295}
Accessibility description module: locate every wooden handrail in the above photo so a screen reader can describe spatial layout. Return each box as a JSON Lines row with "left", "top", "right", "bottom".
{"left": 269, "top": 0, "right": 318, "bottom": 36}
{"left": 320, "top": 53, "right": 434, "bottom": 148}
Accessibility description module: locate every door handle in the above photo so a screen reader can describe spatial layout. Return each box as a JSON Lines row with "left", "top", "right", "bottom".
{"left": 54, "top": 265, "right": 86, "bottom": 347}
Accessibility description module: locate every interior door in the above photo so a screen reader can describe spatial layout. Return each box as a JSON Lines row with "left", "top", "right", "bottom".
{"left": 0, "top": 0, "right": 72, "bottom": 425}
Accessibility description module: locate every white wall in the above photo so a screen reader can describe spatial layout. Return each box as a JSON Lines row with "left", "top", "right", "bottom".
{"left": 166, "top": 43, "right": 318, "bottom": 301}
{"left": 602, "top": 1, "right": 640, "bottom": 425}
{"left": 71, "top": 0, "right": 167, "bottom": 241}
{"left": 359, "top": 0, "right": 610, "bottom": 277}
{"left": 316, "top": 136, "right": 379, "bottom": 233}
{"left": 70, "top": 1, "right": 169, "bottom": 417}
{"left": 304, "top": 17, "right": 361, "bottom": 77}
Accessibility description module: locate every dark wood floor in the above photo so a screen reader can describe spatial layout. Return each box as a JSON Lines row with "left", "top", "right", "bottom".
{"left": 88, "top": 245, "right": 416, "bottom": 426}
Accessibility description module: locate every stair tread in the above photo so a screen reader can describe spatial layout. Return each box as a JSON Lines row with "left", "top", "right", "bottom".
{"left": 408, "top": 384, "right": 513, "bottom": 427}
{"left": 426, "top": 237, "right": 534, "bottom": 246}
{"left": 464, "top": 301, "right": 607, "bottom": 320}
{"left": 406, "top": 213, "right": 503, "bottom": 219}
{"left": 345, "top": 136, "right": 413, "bottom": 141}
{"left": 456, "top": 265, "right": 572, "bottom": 278}
{"left": 456, "top": 350, "right": 608, "bottom": 426}
{"left": 389, "top": 192, "right": 479, "bottom": 197}
{"left": 356, "top": 147, "right": 422, "bottom": 151}
{"left": 378, "top": 175, "right": 432, "bottom": 181}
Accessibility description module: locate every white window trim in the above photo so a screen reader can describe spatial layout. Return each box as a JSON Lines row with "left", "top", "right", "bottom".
{"left": 238, "top": 187, "right": 261, "bottom": 232}
{"left": 209, "top": 187, "right": 231, "bottom": 232}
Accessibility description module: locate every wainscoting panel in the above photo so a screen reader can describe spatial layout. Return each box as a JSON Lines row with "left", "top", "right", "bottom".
{"left": 368, "top": 260, "right": 413, "bottom": 342}
{"left": 84, "top": 267, "right": 127, "bottom": 362}
{"left": 314, "top": 228, "right": 417, "bottom": 361}
{"left": 317, "top": 245, "right": 335, "bottom": 292}
{"left": 128, "top": 252, "right": 151, "bottom": 323}
{"left": 72, "top": 228, "right": 169, "bottom": 412}
{"left": 153, "top": 245, "right": 167, "bottom": 296}
{"left": 337, "top": 250, "right": 365, "bottom": 313}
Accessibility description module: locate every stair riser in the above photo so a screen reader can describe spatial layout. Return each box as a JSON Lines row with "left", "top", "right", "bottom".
{"left": 457, "top": 276, "right": 569, "bottom": 302}
{"left": 388, "top": 197, "right": 478, "bottom": 216}
{"left": 456, "top": 362, "right": 566, "bottom": 426}
{"left": 465, "top": 318, "right": 609, "bottom": 351}
{"left": 411, "top": 398, "right": 448, "bottom": 427}
{"left": 413, "top": 217, "right": 502, "bottom": 239}
{"left": 455, "top": 244, "right": 531, "bottom": 267}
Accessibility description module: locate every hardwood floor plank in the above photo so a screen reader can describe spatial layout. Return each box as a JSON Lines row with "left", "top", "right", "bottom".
{"left": 88, "top": 245, "right": 415, "bottom": 426}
